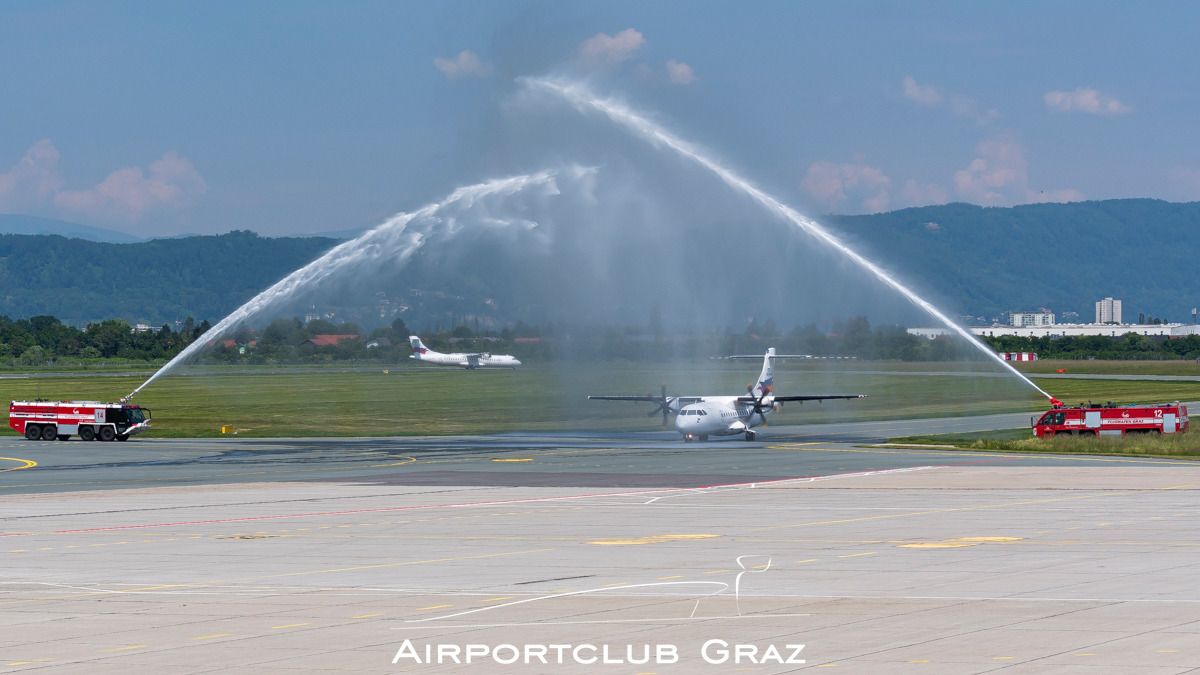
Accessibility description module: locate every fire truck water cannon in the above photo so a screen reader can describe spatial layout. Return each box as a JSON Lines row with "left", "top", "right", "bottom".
{"left": 9, "top": 399, "right": 152, "bottom": 442}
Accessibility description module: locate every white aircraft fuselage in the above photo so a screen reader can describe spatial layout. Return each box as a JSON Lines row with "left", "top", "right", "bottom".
{"left": 408, "top": 336, "right": 521, "bottom": 369}
{"left": 589, "top": 348, "right": 865, "bottom": 441}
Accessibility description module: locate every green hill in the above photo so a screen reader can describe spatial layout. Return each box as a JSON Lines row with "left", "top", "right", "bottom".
{"left": 826, "top": 199, "right": 1200, "bottom": 323}
{"left": 0, "top": 230, "right": 337, "bottom": 325}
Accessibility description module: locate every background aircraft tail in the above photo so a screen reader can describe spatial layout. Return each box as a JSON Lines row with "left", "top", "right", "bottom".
{"left": 409, "top": 336, "right": 431, "bottom": 357}
{"left": 753, "top": 347, "right": 775, "bottom": 397}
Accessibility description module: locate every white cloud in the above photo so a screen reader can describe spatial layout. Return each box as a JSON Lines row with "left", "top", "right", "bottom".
{"left": 801, "top": 161, "right": 891, "bottom": 213}
{"left": 952, "top": 139, "right": 1082, "bottom": 206}
{"left": 0, "top": 140, "right": 206, "bottom": 224}
{"left": 665, "top": 60, "right": 696, "bottom": 85}
{"left": 0, "top": 139, "right": 64, "bottom": 211}
{"left": 902, "top": 76, "right": 942, "bottom": 106}
{"left": 578, "top": 28, "right": 644, "bottom": 68}
{"left": 1044, "top": 88, "right": 1131, "bottom": 115}
{"left": 900, "top": 180, "right": 949, "bottom": 207}
{"left": 55, "top": 151, "right": 207, "bottom": 223}
{"left": 433, "top": 50, "right": 492, "bottom": 79}
{"left": 901, "top": 76, "right": 1000, "bottom": 126}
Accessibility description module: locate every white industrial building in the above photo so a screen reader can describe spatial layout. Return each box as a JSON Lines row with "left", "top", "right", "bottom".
{"left": 1009, "top": 311, "right": 1055, "bottom": 327}
{"left": 907, "top": 324, "right": 1200, "bottom": 339}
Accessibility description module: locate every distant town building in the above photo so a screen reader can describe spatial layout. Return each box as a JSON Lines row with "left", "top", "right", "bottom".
{"left": 1008, "top": 311, "right": 1055, "bottom": 327}
{"left": 306, "top": 334, "right": 360, "bottom": 346}
{"left": 973, "top": 323, "right": 1200, "bottom": 338}
{"left": 1096, "top": 297, "right": 1122, "bottom": 324}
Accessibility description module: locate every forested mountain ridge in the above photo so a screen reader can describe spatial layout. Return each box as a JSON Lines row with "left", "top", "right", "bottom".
{"left": 0, "top": 231, "right": 338, "bottom": 325}
{"left": 826, "top": 199, "right": 1200, "bottom": 323}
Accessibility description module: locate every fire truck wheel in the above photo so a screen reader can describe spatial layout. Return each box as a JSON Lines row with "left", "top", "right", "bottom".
{"left": 117, "top": 434, "right": 129, "bottom": 442}
{"left": 25, "top": 425, "right": 41, "bottom": 440}
{"left": 41, "top": 425, "right": 58, "bottom": 441}
{"left": 98, "top": 426, "right": 116, "bottom": 442}
{"left": 79, "top": 426, "right": 95, "bottom": 441}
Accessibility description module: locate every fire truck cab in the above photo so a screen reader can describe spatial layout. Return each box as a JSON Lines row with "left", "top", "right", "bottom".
{"left": 1032, "top": 402, "right": 1188, "bottom": 437}
{"left": 9, "top": 400, "right": 152, "bottom": 442}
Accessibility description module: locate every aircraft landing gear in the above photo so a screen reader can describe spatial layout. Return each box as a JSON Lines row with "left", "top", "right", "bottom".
{"left": 683, "top": 435, "right": 694, "bottom": 443}
{"left": 744, "top": 431, "right": 757, "bottom": 442}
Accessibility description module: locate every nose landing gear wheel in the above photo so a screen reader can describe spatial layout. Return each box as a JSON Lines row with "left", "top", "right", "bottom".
{"left": 744, "top": 431, "right": 757, "bottom": 442}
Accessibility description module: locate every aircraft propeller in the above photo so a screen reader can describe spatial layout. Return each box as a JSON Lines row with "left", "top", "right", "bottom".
{"left": 644, "top": 383, "right": 672, "bottom": 428}
{"left": 746, "top": 383, "right": 773, "bottom": 427}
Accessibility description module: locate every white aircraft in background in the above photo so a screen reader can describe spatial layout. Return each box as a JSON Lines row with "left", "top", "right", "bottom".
{"left": 589, "top": 348, "right": 865, "bottom": 441}
{"left": 409, "top": 336, "right": 522, "bottom": 369}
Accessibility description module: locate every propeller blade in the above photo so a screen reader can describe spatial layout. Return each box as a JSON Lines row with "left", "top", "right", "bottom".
{"left": 661, "top": 408, "right": 668, "bottom": 429}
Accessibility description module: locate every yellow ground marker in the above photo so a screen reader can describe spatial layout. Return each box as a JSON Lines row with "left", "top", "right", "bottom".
{"left": 104, "top": 645, "right": 148, "bottom": 652}
{"left": 705, "top": 569, "right": 731, "bottom": 574}
{"left": 493, "top": 458, "right": 533, "bottom": 462}
{"left": 0, "top": 457, "right": 36, "bottom": 473}
{"left": 192, "top": 634, "right": 232, "bottom": 640}
{"left": 352, "top": 614, "right": 383, "bottom": 619}
{"left": 418, "top": 605, "right": 452, "bottom": 611}
{"left": 483, "top": 597, "right": 514, "bottom": 602}
{"left": 900, "top": 537, "right": 1021, "bottom": 549}
{"left": 657, "top": 575, "right": 683, "bottom": 580}
{"left": 602, "top": 582, "right": 628, "bottom": 587}
{"left": 796, "top": 559, "right": 818, "bottom": 563}
{"left": 993, "top": 656, "right": 1013, "bottom": 659}
{"left": 6, "top": 659, "right": 54, "bottom": 666}
{"left": 270, "top": 623, "right": 310, "bottom": 629}
{"left": 838, "top": 552, "right": 876, "bottom": 558}
{"left": 1075, "top": 653, "right": 1096, "bottom": 656}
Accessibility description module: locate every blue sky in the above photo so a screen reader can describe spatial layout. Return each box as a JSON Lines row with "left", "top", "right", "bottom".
{"left": 2, "top": 0, "right": 1197, "bottom": 238}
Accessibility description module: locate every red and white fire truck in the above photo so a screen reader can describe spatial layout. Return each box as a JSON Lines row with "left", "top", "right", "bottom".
{"left": 1032, "top": 402, "right": 1188, "bottom": 437}
{"left": 8, "top": 400, "right": 151, "bottom": 442}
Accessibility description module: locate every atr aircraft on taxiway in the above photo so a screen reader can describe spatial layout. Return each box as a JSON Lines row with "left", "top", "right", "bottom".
{"left": 590, "top": 348, "right": 866, "bottom": 442}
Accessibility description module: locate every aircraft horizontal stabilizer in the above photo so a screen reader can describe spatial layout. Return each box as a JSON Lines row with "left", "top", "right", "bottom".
{"left": 724, "top": 354, "right": 812, "bottom": 359}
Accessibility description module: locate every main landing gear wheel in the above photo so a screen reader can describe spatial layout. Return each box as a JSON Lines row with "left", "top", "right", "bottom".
{"left": 25, "top": 425, "right": 41, "bottom": 440}
{"left": 98, "top": 426, "right": 116, "bottom": 442}
{"left": 41, "top": 425, "right": 58, "bottom": 441}
{"left": 79, "top": 426, "right": 96, "bottom": 442}
{"left": 744, "top": 431, "right": 757, "bottom": 442}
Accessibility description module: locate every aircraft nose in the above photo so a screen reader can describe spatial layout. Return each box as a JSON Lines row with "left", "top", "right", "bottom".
{"left": 513, "top": 359, "right": 522, "bottom": 366}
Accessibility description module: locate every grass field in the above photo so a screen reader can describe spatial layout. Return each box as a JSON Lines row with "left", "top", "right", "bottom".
{"left": 889, "top": 426, "right": 1200, "bottom": 460}
{"left": 3, "top": 362, "right": 1199, "bottom": 438}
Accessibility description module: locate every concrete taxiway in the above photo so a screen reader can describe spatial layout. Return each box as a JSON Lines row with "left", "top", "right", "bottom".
{"left": 3, "top": 415, "right": 1200, "bottom": 673}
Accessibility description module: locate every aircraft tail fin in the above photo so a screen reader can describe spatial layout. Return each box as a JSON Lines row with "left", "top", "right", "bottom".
{"left": 409, "top": 336, "right": 432, "bottom": 358}
{"left": 752, "top": 348, "right": 775, "bottom": 398}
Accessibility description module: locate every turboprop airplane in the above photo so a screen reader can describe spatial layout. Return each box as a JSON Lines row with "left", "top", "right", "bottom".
{"left": 409, "top": 336, "right": 521, "bottom": 369}
{"left": 589, "top": 348, "right": 865, "bottom": 441}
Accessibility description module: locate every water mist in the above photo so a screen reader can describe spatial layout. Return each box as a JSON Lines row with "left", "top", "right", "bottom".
{"left": 524, "top": 77, "right": 1053, "bottom": 402}
{"left": 126, "top": 171, "right": 558, "bottom": 399}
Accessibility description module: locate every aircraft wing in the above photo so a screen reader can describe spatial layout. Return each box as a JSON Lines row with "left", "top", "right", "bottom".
{"left": 737, "top": 394, "right": 868, "bottom": 402}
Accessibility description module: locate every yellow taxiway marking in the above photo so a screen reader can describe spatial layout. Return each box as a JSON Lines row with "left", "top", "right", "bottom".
{"left": 483, "top": 597, "right": 514, "bottom": 602}
{"left": 352, "top": 613, "right": 384, "bottom": 619}
{"left": 993, "top": 656, "right": 1013, "bottom": 659}
{"left": 192, "top": 634, "right": 232, "bottom": 640}
{"left": 657, "top": 575, "right": 683, "bottom": 580}
{"left": 705, "top": 569, "right": 731, "bottom": 574}
{"left": 1159, "top": 650, "right": 1179, "bottom": 653}
{"left": 271, "top": 623, "right": 310, "bottom": 629}
{"left": 838, "top": 552, "right": 876, "bottom": 558}
{"left": 796, "top": 559, "right": 818, "bottom": 563}
{"left": 602, "top": 582, "right": 628, "bottom": 587}
{"left": 0, "top": 456, "right": 36, "bottom": 472}
{"left": 419, "top": 605, "right": 452, "bottom": 611}
{"left": 104, "top": 645, "right": 148, "bottom": 652}
{"left": 909, "top": 660, "right": 931, "bottom": 663}
{"left": 5, "top": 659, "right": 54, "bottom": 666}
{"left": 493, "top": 458, "right": 533, "bottom": 462}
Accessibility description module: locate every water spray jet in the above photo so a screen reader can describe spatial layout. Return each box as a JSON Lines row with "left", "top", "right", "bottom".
{"left": 524, "top": 76, "right": 1053, "bottom": 401}
{"left": 126, "top": 172, "right": 558, "bottom": 399}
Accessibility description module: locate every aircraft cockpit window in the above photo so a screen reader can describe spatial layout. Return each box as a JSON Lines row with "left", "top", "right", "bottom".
{"left": 699, "top": 410, "right": 707, "bottom": 415}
